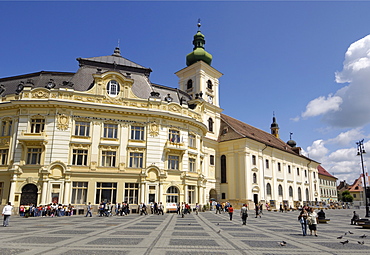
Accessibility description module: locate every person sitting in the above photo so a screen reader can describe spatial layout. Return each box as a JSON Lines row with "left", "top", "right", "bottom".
{"left": 317, "top": 209, "right": 326, "bottom": 220}
{"left": 351, "top": 211, "right": 360, "bottom": 225}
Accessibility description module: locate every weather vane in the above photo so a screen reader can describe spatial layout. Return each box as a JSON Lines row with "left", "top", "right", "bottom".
{"left": 290, "top": 132, "right": 293, "bottom": 140}
{"left": 197, "top": 18, "right": 201, "bottom": 31}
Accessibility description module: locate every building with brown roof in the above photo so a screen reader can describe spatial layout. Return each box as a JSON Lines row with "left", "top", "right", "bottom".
{"left": 0, "top": 23, "right": 320, "bottom": 211}
{"left": 338, "top": 175, "right": 370, "bottom": 205}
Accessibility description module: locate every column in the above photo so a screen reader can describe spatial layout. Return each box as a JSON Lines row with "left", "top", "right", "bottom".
{"left": 140, "top": 183, "right": 145, "bottom": 203}
{"left": 40, "top": 180, "right": 48, "bottom": 205}
{"left": 63, "top": 180, "right": 71, "bottom": 204}
{"left": 8, "top": 175, "right": 17, "bottom": 203}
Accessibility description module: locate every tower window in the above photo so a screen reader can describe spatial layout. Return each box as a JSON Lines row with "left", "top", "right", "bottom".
{"left": 207, "top": 80, "right": 213, "bottom": 90}
{"left": 208, "top": 118, "right": 214, "bottom": 132}
{"left": 187, "top": 79, "right": 193, "bottom": 90}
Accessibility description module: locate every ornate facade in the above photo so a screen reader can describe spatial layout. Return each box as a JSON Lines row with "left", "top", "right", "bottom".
{"left": 0, "top": 25, "right": 320, "bottom": 211}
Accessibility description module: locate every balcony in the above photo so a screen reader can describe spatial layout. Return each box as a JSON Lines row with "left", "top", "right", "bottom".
{"left": 18, "top": 131, "right": 48, "bottom": 145}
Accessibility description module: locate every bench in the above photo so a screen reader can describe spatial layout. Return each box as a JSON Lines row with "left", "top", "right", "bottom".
{"left": 318, "top": 218, "right": 330, "bottom": 224}
{"left": 356, "top": 219, "right": 370, "bottom": 225}
{"left": 362, "top": 224, "right": 370, "bottom": 229}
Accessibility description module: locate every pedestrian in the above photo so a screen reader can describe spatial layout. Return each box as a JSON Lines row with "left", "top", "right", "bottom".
{"left": 240, "top": 203, "right": 248, "bottom": 225}
{"left": 194, "top": 203, "right": 200, "bottom": 215}
{"left": 158, "top": 202, "right": 164, "bottom": 215}
{"left": 85, "top": 202, "right": 92, "bottom": 217}
{"left": 298, "top": 208, "right": 308, "bottom": 236}
{"left": 2, "top": 202, "right": 13, "bottom": 227}
{"left": 228, "top": 205, "right": 234, "bottom": 220}
{"left": 255, "top": 203, "right": 260, "bottom": 218}
{"left": 307, "top": 207, "right": 318, "bottom": 236}
{"left": 279, "top": 203, "right": 284, "bottom": 213}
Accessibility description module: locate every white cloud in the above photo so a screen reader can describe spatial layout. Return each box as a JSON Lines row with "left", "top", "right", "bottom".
{"left": 306, "top": 139, "right": 328, "bottom": 162}
{"left": 301, "top": 34, "right": 370, "bottom": 127}
{"left": 326, "top": 128, "right": 364, "bottom": 146}
{"left": 301, "top": 95, "right": 342, "bottom": 118}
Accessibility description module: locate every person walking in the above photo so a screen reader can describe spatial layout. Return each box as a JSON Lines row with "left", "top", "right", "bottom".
{"left": 240, "top": 203, "right": 248, "bottom": 225}
{"left": 298, "top": 208, "right": 308, "bottom": 236}
{"left": 307, "top": 207, "right": 318, "bottom": 236}
{"left": 85, "top": 202, "right": 92, "bottom": 217}
{"left": 2, "top": 202, "right": 13, "bottom": 227}
{"left": 228, "top": 205, "right": 234, "bottom": 220}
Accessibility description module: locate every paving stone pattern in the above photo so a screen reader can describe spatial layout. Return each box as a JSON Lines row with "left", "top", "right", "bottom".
{"left": 0, "top": 209, "right": 369, "bottom": 254}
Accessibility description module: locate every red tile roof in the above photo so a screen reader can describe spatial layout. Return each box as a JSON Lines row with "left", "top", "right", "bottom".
{"left": 317, "top": 165, "right": 337, "bottom": 179}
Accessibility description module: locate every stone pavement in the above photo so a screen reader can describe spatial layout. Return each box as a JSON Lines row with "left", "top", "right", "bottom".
{"left": 0, "top": 208, "right": 369, "bottom": 255}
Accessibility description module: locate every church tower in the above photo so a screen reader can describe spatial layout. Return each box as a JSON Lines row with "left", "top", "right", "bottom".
{"left": 270, "top": 114, "right": 280, "bottom": 138}
{"left": 175, "top": 21, "right": 223, "bottom": 140}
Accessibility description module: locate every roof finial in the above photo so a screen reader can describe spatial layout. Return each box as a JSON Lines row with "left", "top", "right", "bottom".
{"left": 197, "top": 18, "right": 201, "bottom": 32}
{"left": 113, "top": 40, "right": 121, "bottom": 57}
{"left": 290, "top": 132, "right": 293, "bottom": 140}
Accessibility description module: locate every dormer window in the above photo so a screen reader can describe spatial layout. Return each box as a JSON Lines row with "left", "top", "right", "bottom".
{"left": 187, "top": 79, "right": 193, "bottom": 90}
{"left": 107, "top": 80, "right": 120, "bottom": 97}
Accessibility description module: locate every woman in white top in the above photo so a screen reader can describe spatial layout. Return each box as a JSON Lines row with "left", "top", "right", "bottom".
{"left": 2, "top": 202, "right": 13, "bottom": 227}
{"left": 308, "top": 207, "right": 318, "bottom": 236}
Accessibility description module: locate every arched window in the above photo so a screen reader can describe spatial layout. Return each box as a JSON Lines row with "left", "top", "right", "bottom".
{"left": 253, "top": 173, "right": 257, "bottom": 184}
{"left": 266, "top": 183, "right": 272, "bottom": 195}
{"left": 278, "top": 184, "right": 283, "bottom": 196}
{"left": 207, "top": 80, "right": 213, "bottom": 90}
{"left": 107, "top": 80, "right": 120, "bottom": 97}
{"left": 298, "top": 187, "right": 302, "bottom": 201}
{"left": 221, "top": 155, "right": 227, "bottom": 183}
{"left": 166, "top": 186, "right": 179, "bottom": 203}
{"left": 289, "top": 186, "right": 293, "bottom": 197}
{"left": 187, "top": 79, "right": 193, "bottom": 90}
{"left": 305, "top": 188, "right": 309, "bottom": 202}
{"left": 208, "top": 118, "right": 213, "bottom": 132}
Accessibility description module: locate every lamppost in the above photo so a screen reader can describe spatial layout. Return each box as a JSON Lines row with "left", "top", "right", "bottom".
{"left": 356, "top": 139, "right": 370, "bottom": 217}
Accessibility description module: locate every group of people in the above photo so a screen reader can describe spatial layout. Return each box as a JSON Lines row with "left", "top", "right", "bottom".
{"left": 97, "top": 201, "right": 131, "bottom": 217}
{"left": 19, "top": 203, "right": 75, "bottom": 217}
{"left": 138, "top": 202, "right": 165, "bottom": 216}
{"left": 298, "top": 207, "right": 319, "bottom": 236}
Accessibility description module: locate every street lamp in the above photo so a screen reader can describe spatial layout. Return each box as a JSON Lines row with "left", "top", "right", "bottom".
{"left": 356, "top": 139, "right": 370, "bottom": 217}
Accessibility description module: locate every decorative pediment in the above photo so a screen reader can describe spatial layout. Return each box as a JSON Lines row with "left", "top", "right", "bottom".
{"left": 251, "top": 167, "right": 258, "bottom": 172}
{"left": 57, "top": 114, "right": 69, "bottom": 131}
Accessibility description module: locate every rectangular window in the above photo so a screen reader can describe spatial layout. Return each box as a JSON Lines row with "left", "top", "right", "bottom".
{"left": 72, "top": 149, "right": 88, "bottom": 166}
{"left": 124, "top": 183, "right": 139, "bottom": 204}
{"left": 27, "top": 148, "right": 42, "bottom": 164}
{"left": 297, "top": 168, "right": 300, "bottom": 176}
{"left": 130, "top": 126, "right": 145, "bottom": 140}
{"left": 103, "top": 123, "right": 118, "bottom": 138}
{"left": 71, "top": 182, "right": 88, "bottom": 204}
{"left": 7, "top": 121, "right": 12, "bottom": 136}
{"left": 129, "top": 152, "right": 143, "bottom": 168}
{"left": 252, "top": 155, "right": 256, "bottom": 165}
{"left": 188, "top": 134, "right": 196, "bottom": 148}
{"left": 168, "top": 155, "right": 179, "bottom": 170}
{"left": 101, "top": 151, "right": 116, "bottom": 167}
{"left": 95, "top": 182, "right": 117, "bottom": 204}
{"left": 210, "top": 155, "right": 215, "bottom": 165}
{"left": 75, "top": 121, "right": 90, "bottom": 136}
{"left": 0, "top": 149, "right": 8, "bottom": 165}
{"left": 265, "top": 159, "right": 269, "bottom": 169}
{"left": 169, "top": 129, "right": 180, "bottom": 143}
{"left": 278, "top": 162, "right": 281, "bottom": 171}
{"left": 188, "top": 185, "right": 195, "bottom": 204}
{"left": 288, "top": 165, "right": 291, "bottom": 174}
{"left": 189, "top": 158, "right": 196, "bottom": 172}
{"left": 30, "top": 118, "right": 45, "bottom": 133}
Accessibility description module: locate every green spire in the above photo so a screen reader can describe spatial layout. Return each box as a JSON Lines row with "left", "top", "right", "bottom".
{"left": 186, "top": 20, "right": 213, "bottom": 66}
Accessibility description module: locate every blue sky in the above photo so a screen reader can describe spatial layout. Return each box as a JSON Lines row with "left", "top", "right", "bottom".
{"left": 2, "top": 1, "right": 370, "bottom": 183}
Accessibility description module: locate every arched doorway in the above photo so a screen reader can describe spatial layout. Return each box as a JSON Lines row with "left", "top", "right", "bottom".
{"left": 209, "top": 189, "right": 217, "bottom": 201}
{"left": 20, "top": 184, "right": 38, "bottom": 205}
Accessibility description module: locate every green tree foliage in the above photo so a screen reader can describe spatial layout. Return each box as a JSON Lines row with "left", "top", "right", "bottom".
{"left": 341, "top": 190, "right": 353, "bottom": 202}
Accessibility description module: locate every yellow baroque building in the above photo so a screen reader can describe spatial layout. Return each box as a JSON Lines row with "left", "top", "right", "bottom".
{"left": 0, "top": 25, "right": 320, "bottom": 212}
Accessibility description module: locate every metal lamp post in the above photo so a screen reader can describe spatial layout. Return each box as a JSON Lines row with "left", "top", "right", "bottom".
{"left": 356, "top": 139, "right": 370, "bottom": 217}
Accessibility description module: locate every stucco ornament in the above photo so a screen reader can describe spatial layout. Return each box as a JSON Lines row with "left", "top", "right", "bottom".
{"left": 57, "top": 114, "right": 69, "bottom": 130}
{"left": 149, "top": 122, "right": 159, "bottom": 136}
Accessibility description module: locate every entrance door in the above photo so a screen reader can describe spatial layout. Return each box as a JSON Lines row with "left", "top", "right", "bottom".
{"left": 20, "top": 184, "right": 38, "bottom": 205}
{"left": 149, "top": 194, "right": 155, "bottom": 203}
{"left": 253, "top": 194, "right": 259, "bottom": 204}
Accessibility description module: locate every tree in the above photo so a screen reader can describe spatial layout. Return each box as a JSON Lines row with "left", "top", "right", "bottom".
{"left": 341, "top": 190, "right": 353, "bottom": 202}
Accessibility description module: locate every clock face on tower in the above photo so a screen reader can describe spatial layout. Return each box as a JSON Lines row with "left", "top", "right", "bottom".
{"left": 208, "top": 95, "right": 213, "bottom": 104}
